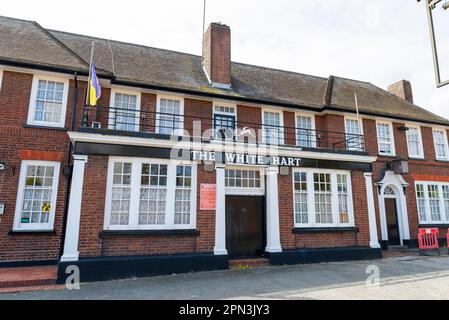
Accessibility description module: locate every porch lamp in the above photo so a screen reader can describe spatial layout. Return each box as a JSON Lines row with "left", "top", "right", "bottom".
{"left": 391, "top": 159, "right": 409, "bottom": 175}
{"left": 417, "top": 0, "right": 449, "bottom": 88}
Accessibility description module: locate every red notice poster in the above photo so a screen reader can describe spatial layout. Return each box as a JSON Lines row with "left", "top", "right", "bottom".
{"left": 200, "top": 184, "right": 216, "bottom": 211}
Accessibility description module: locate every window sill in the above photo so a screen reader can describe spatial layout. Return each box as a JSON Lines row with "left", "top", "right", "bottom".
{"left": 99, "top": 229, "right": 200, "bottom": 238}
{"left": 292, "top": 227, "right": 358, "bottom": 234}
{"left": 419, "top": 224, "right": 449, "bottom": 229}
{"left": 378, "top": 154, "right": 396, "bottom": 158}
{"left": 23, "top": 124, "right": 67, "bottom": 131}
{"left": 435, "top": 159, "right": 449, "bottom": 163}
{"left": 9, "top": 230, "right": 56, "bottom": 236}
{"left": 408, "top": 157, "right": 425, "bottom": 161}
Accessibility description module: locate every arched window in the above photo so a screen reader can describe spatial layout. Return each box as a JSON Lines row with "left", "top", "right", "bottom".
{"left": 384, "top": 186, "right": 395, "bottom": 196}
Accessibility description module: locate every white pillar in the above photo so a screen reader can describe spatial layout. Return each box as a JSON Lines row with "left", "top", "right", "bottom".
{"left": 265, "top": 167, "right": 282, "bottom": 253}
{"left": 61, "top": 155, "right": 88, "bottom": 262}
{"left": 214, "top": 164, "right": 227, "bottom": 255}
{"left": 364, "top": 173, "right": 381, "bottom": 249}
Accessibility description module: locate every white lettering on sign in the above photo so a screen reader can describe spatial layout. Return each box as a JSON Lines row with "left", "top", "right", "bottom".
{"left": 191, "top": 151, "right": 301, "bottom": 167}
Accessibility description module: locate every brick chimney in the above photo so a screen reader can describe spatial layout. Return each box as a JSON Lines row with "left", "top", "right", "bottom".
{"left": 202, "top": 23, "right": 231, "bottom": 88}
{"left": 387, "top": 80, "right": 414, "bottom": 104}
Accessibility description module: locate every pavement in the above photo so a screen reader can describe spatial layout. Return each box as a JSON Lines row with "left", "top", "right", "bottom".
{"left": 1, "top": 253, "right": 449, "bottom": 300}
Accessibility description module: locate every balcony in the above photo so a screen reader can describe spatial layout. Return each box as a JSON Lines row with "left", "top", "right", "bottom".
{"left": 78, "top": 105, "right": 366, "bottom": 154}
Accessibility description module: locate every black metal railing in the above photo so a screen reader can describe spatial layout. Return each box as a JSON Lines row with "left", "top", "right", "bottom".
{"left": 81, "top": 105, "right": 365, "bottom": 152}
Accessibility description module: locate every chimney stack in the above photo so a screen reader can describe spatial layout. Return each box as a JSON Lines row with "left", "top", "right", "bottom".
{"left": 387, "top": 80, "right": 414, "bottom": 104}
{"left": 202, "top": 23, "right": 231, "bottom": 88}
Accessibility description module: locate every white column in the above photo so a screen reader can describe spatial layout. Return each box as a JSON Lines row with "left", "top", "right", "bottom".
{"left": 364, "top": 173, "right": 381, "bottom": 249}
{"left": 214, "top": 164, "right": 227, "bottom": 255}
{"left": 61, "top": 155, "right": 88, "bottom": 262}
{"left": 265, "top": 167, "right": 282, "bottom": 253}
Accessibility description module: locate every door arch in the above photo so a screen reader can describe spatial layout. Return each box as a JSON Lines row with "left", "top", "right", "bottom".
{"left": 377, "top": 171, "right": 410, "bottom": 246}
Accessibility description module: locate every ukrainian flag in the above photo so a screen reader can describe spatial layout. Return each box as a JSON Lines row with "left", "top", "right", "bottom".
{"left": 87, "top": 63, "right": 101, "bottom": 106}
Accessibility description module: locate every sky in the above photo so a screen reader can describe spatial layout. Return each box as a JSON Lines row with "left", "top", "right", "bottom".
{"left": 2, "top": 0, "right": 449, "bottom": 118}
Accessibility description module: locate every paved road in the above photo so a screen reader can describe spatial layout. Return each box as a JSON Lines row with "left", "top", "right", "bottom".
{"left": 2, "top": 255, "right": 449, "bottom": 300}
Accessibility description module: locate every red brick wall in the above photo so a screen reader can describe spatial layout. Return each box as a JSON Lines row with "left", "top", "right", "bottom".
{"left": 202, "top": 23, "right": 231, "bottom": 85}
{"left": 315, "top": 114, "right": 345, "bottom": 150}
{"left": 78, "top": 159, "right": 216, "bottom": 258}
{"left": 393, "top": 122, "right": 408, "bottom": 159}
{"left": 0, "top": 71, "right": 33, "bottom": 127}
{"left": 362, "top": 118, "right": 378, "bottom": 156}
{"left": 141, "top": 93, "right": 157, "bottom": 133}
{"left": 421, "top": 126, "right": 436, "bottom": 160}
{"left": 96, "top": 87, "right": 111, "bottom": 129}
{"left": 78, "top": 155, "right": 108, "bottom": 258}
{"left": 184, "top": 98, "right": 213, "bottom": 137}
{"left": 237, "top": 105, "right": 261, "bottom": 142}
{"left": 0, "top": 71, "right": 73, "bottom": 263}
{"left": 278, "top": 170, "right": 370, "bottom": 250}
{"left": 283, "top": 111, "right": 296, "bottom": 146}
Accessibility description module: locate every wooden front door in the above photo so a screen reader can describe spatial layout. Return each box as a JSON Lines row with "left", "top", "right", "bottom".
{"left": 385, "top": 198, "right": 401, "bottom": 245}
{"left": 225, "top": 196, "right": 265, "bottom": 258}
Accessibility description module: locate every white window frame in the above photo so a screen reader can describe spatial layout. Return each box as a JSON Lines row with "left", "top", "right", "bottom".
{"left": 0, "top": 69, "right": 3, "bottom": 92}
{"left": 104, "top": 157, "right": 197, "bottom": 231}
{"left": 295, "top": 112, "right": 316, "bottom": 148}
{"left": 27, "top": 74, "right": 69, "bottom": 128}
{"left": 406, "top": 124, "right": 424, "bottom": 159}
{"left": 262, "top": 108, "right": 284, "bottom": 145}
{"left": 213, "top": 101, "right": 237, "bottom": 140}
{"left": 432, "top": 128, "right": 449, "bottom": 161}
{"left": 376, "top": 120, "right": 396, "bottom": 156}
{"left": 344, "top": 116, "right": 364, "bottom": 151}
{"left": 292, "top": 168, "right": 354, "bottom": 228}
{"left": 224, "top": 166, "right": 265, "bottom": 196}
{"left": 415, "top": 181, "right": 449, "bottom": 225}
{"left": 108, "top": 88, "right": 141, "bottom": 132}
{"left": 13, "top": 160, "right": 60, "bottom": 231}
{"left": 156, "top": 94, "right": 184, "bottom": 135}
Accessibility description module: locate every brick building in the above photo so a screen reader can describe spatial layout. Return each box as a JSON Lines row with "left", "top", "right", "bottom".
{"left": 1, "top": 16, "right": 449, "bottom": 282}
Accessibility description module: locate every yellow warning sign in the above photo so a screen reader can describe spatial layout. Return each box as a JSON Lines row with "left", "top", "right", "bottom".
{"left": 42, "top": 203, "right": 51, "bottom": 213}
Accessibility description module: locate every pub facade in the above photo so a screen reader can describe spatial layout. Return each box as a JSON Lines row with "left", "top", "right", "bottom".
{"left": 1, "top": 16, "right": 449, "bottom": 282}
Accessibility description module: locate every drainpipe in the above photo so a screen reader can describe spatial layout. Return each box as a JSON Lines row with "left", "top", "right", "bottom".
{"left": 59, "top": 72, "right": 78, "bottom": 258}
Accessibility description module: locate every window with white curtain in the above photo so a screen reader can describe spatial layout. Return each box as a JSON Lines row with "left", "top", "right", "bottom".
{"left": 406, "top": 126, "right": 423, "bottom": 158}
{"left": 139, "top": 164, "right": 167, "bottom": 225}
{"left": 415, "top": 181, "right": 449, "bottom": 224}
{"left": 294, "top": 172, "right": 308, "bottom": 224}
{"left": 27, "top": 76, "right": 69, "bottom": 128}
{"left": 296, "top": 115, "right": 315, "bottom": 147}
{"left": 105, "top": 158, "right": 196, "bottom": 230}
{"left": 174, "top": 165, "right": 193, "bottom": 225}
{"left": 14, "top": 161, "right": 60, "bottom": 231}
{"left": 263, "top": 110, "right": 283, "bottom": 145}
{"left": 110, "top": 92, "right": 140, "bottom": 132}
{"left": 345, "top": 118, "right": 363, "bottom": 151}
{"left": 433, "top": 129, "right": 449, "bottom": 160}
{"left": 110, "top": 162, "right": 132, "bottom": 225}
{"left": 376, "top": 122, "right": 395, "bottom": 156}
{"left": 293, "top": 169, "right": 353, "bottom": 227}
{"left": 337, "top": 174, "right": 349, "bottom": 224}
{"left": 157, "top": 97, "right": 183, "bottom": 135}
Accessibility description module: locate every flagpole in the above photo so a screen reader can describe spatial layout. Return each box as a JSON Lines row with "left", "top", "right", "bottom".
{"left": 82, "top": 42, "right": 95, "bottom": 126}
{"left": 87, "top": 41, "right": 95, "bottom": 106}
{"left": 354, "top": 93, "right": 360, "bottom": 123}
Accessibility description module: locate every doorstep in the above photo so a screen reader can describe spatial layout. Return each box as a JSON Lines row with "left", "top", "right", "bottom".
{"left": 0, "top": 265, "right": 60, "bottom": 293}
{"left": 229, "top": 258, "right": 270, "bottom": 268}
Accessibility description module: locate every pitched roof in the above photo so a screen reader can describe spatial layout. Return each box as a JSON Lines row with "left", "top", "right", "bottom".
{"left": 1, "top": 15, "right": 448, "bottom": 125}
{"left": 0, "top": 16, "right": 89, "bottom": 72}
